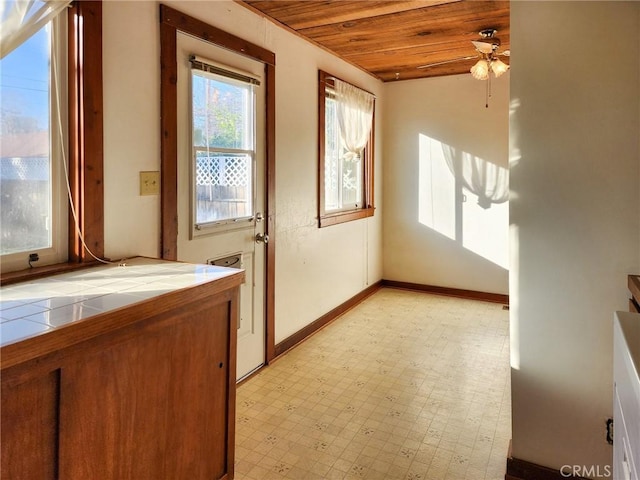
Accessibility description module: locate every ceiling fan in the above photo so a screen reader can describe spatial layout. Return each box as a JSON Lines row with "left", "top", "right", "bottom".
{"left": 417, "top": 29, "right": 510, "bottom": 107}
{"left": 417, "top": 28, "right": 510, "bottom": 76}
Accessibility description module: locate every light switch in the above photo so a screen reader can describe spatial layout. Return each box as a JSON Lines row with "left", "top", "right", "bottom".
{"left": 140, "top": 171, "right": 160, "bottom": 196}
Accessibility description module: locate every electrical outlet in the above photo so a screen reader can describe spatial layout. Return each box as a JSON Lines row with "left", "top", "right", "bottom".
{"left": 140, "top": 171, "right": 160, "bottom": 196}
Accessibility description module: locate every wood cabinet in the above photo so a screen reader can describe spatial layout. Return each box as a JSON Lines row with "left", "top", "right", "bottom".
{"left": 1, "top": 263, "right": 242, "bottom": 480}
{"left": 1, "top": 372, "right": 58, "bottom": 479}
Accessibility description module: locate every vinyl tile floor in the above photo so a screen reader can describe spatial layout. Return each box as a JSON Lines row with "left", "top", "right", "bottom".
{"left": 235, "top": 288, "right": 511, "bottom": 480}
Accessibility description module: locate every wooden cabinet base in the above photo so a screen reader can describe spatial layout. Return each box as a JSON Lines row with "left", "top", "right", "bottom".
{"left": 1, "top": 280, "right": 239, "bottom": 480}
{"left": 1, "top": 371, "right": 59, "bottom": 479}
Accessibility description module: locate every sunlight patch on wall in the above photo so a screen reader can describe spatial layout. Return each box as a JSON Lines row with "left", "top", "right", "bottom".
{"left": 418, "top": 134, "right": 509, "bottom": 269}
{"left": 418, "top": 134, "right": 456, "bottom": 240}
{"left": 509, "top": 97, "right": 522, "bottom": 370}
{"left": 509, "top": 224, "right": 520, "bottom": 370}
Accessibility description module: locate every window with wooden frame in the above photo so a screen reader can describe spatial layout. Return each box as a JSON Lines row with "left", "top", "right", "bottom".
{"left": 0, "top": 1, "right": 103, "bottom": 281}
{"left": 318, "top": 70, "right": 374, "bottom": 228}
{"left": 0, "top": 12, "right": 68, "bottom": 271}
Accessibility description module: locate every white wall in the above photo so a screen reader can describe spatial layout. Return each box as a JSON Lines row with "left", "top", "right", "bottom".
{"left": 510, "top": 1, "right": 640, "bottom": 472}
{"left": 99, "top": 1, "right": 640, "bottom": 471}
{"left": 383, "top": 74, "right": 510, "bottom": 295}
{"left": 102, "top": 1, "right": 383, "bottom": 344}
{"left": 103, "top": 0, "right": 161, "bottom": 260}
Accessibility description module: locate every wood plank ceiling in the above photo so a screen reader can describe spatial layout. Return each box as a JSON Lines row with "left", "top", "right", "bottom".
{"left": 238, "top": 0, "right": 510, "bottom": 82}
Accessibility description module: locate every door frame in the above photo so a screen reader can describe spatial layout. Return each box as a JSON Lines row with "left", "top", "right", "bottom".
{"left": 159, "top": 4, "right": 276, "bottom": 363}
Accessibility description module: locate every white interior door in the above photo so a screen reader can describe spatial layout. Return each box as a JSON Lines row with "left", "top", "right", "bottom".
{"left": 176, "top": 33, "right": 266, "bottom": 381}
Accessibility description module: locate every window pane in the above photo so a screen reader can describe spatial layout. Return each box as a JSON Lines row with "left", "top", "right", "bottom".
{"left": 192, "top": 69, "right": 256, "bottom": 228}
{"left": 324, "top": 96, "right": 340, "bottom": 210}
{"left": 192, "top": 71, "right": 253, "bottom": 150}
{"left": 324, "top": 93, "right": 362, "bottom": 212}
{"left": 0, "top": 25, "right": 51, "bottom": 255}
{"left": 195, "top": 152, "right": 253, "bottom": 224}
{"left": 341, "top": 159, "right": 362, "bottom": 208}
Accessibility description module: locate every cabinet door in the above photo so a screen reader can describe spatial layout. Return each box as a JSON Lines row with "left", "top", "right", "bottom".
{"left": 1, "top": 371, "right": 59, "bottom": 479}
{"left": 59, "top": 299, "right": 232, "bottom": 479}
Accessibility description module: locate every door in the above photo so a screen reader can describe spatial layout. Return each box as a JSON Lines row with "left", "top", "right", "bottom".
{"left": 176, "top": 33, "right": 266, "bottom": 381}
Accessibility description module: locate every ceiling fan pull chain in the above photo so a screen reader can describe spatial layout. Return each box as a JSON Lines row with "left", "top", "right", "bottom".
{"left": 485, "top": 75, "right": 490, "bottom": 108}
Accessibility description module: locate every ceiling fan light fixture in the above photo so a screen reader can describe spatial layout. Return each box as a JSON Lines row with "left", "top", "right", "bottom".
{"left": 490, "top": 58, "right": 509, "bottom": 77}
{"left": 470, "top": 59, "right": 489, "bottom": 80}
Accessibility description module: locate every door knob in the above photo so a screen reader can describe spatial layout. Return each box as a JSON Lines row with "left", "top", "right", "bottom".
{"left": 255, "top": 233, "right": 269, "bottom": 244}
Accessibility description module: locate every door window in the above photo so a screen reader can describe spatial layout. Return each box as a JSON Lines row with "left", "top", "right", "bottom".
{"left": 190, "top": 58, "right": 258, "bottom": 234}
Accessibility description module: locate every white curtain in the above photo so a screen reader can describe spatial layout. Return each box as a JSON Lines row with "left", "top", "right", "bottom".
{"left": 334, "top": 78, "right": 374, "bottom": 162}
{"left": 0, "top": 0, "right": 71, "bottom": 59}
{"left": 442, "top": 145, "right": 509, "bottom": 209}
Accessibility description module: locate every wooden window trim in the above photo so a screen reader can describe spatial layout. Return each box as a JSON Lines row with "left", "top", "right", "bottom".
{"left": 318, "top": 70, "right": 375, "bottom": 228}
{"left": 0, "top": 1, "right": 104, "bottom": 285}
{"left": 67, "top": 1, "right": 104, "bottom": 263}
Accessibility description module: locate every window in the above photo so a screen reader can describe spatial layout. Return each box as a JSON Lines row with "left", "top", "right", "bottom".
{"left": 318, "top": 70, "right": 375, "bottom": 227}
{"left": 190, "top": 58, "right": 257, "bottom": 234}
{"left": 0, "top": 1, "right": 104, "bottom": 280}
{"left": 0, "top": 13, "right": 68, "bottom": 271}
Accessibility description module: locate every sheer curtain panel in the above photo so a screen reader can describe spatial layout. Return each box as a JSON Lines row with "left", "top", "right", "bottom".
{"left": 0, "top": 0, "right": 71, "bottom": 59}
{"left": 334, "top": 78, "right": 374, "bottom": 162}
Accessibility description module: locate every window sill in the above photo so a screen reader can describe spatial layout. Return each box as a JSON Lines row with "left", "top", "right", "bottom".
{"left": 318, "top": 207, "right": 374, "bottom": 228}
{"left": 0, "top": 261, "right": 101, "bottom": 287}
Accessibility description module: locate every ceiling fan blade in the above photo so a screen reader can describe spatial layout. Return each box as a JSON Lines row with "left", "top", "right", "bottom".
{"left": 416, "top": 55, "right": 477, "bottom": 69}
{"left": 471, "top": 40, "right": 495, "bottom": 54}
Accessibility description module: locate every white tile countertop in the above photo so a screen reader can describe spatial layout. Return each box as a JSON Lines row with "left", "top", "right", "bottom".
{"left": 0, "top": 257, "right": 241, "bottom": 348}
